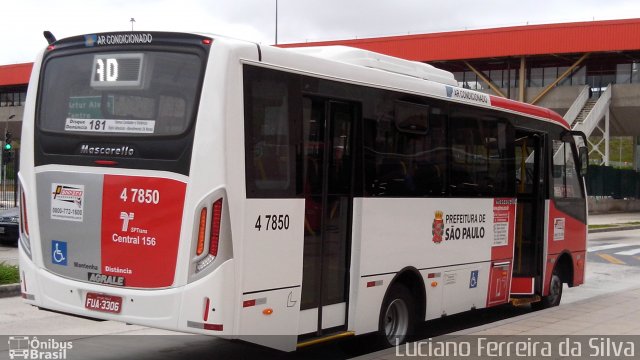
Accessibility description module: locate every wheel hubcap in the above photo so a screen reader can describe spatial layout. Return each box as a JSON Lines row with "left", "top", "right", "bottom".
{"left": 384, "top": 299, "right": 409, "bottom": 344}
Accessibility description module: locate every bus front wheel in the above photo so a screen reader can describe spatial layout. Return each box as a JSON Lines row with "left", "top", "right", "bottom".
{"left": 535, "top": 271, "right": 563, "bottom": 309}
{"left": 378, "top": 284, "right": 415, "bottom": 347}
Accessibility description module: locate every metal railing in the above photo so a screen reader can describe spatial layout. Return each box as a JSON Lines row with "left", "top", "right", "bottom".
{"left": 565, "top": 85, "right": 590, "bottom": 126}
{"left": 572, "top": 85, "right": 611, "bottom": 137}
{"left": 587, "top": 165, "right": 640, "bottom": 199}
{"left": 0, "top": 149, "right": 18, "bottom": 209}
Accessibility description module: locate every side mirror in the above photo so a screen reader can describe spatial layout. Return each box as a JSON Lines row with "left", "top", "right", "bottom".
{"left": 579, "top": 146, "right": 588, "bottom": 176}
{"left": 570, "top": 130, "right": 589, "bottom": 177}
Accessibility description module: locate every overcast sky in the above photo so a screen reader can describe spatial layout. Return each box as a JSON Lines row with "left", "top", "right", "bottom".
{"left": 3, "top": 0, "right": 640, "bottom": 65}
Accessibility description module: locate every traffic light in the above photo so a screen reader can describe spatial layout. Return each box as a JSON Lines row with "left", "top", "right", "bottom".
{"left": 2, "top": 131, "right": 12, "bottom": 163}
{"left": 4, "top": 132, "right": 11, "bottom": 150}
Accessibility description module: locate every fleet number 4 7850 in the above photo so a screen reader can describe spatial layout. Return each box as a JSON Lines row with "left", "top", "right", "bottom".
{"left": 255, "top": 214, "right": 290, "bottom": 231}
{"left": 120, "top": 188, "right": 160, "bottom": 204}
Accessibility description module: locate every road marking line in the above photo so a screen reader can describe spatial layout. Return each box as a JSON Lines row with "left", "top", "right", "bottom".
{"left": 615, "top": 248, "right": 640, "bottom": 256}
{"left": 587, "top": 244, "right": 633, "bottom": 252}
{"left": 597, "top": 253, "right": 626, "bottom": 265}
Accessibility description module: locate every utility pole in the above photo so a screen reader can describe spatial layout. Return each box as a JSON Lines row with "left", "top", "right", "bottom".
{"left": 130, "top": 18, "right": 136, "bottom": 31}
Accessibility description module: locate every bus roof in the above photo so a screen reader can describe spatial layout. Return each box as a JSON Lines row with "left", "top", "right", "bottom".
{"left": 282, "top": 44, "right": 570, "bottom": 130}
{"left": 286, "top": 46, "right": 458, "bottom": 86}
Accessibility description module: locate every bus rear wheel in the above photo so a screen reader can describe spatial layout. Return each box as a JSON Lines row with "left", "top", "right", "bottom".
{"left": 378, "top": 284, "right": 415, "bottom": 347}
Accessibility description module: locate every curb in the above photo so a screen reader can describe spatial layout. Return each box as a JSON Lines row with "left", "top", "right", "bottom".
{"left": 589, "top": 224, "right": 640, "bottom": 233}
{"left": 353, "top": 285, "right": 640, "bottom": 360}
{"left": 449, "top": 283, "right": 640, "bottom": 336}
{"left": 0, "top": 283, "right": 20, "bottom": 298}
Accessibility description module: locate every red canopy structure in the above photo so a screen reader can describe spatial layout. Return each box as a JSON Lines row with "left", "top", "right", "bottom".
{"left": 281, "top": 18, "right": 640, "bottom": 62}
{"left": 0, "top": 63, "right": 32, "bottom": 86}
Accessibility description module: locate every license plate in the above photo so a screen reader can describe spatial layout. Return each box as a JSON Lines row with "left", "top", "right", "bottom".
{"left": 0, "top": 227, "right": 4, "bottom": 234}
{"left": 85, "top": 292, "right": 122, "bottom": 314}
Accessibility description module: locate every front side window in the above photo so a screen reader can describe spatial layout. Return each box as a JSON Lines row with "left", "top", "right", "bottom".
{"left": 552, "top": 139, "right": 584, "bottom": 199}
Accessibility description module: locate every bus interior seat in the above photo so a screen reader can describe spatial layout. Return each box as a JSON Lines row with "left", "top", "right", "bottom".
{"left": 375, "top": 158, "right": 409, "bottom": 195}
{"left": 413, "top": 163, "right": 443, "bottom": 195}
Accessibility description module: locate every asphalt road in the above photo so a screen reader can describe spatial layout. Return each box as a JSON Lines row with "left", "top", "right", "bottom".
{"left": 587, "top": 229, "right": 640, "bottom": 266}
{"left": 0, "top": 229, "right": 639, "bottom": 359}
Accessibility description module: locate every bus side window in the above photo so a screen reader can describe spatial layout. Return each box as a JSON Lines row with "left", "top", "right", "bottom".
{"left": 552, "top": 139, "right": 584, "bottom": 199}
{"left": 449, "top": 106, "right": 514, "bottom": 197}
{"left": 244, "top": 67, "right": 296, "bottom": 198}
{"left": 364, "top": 98, "right": 447, "bottom": 197}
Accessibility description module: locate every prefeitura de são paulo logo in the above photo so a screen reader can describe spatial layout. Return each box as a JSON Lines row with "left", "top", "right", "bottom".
{"left": 432, "top": 210, "right": 444, "bottom": 244}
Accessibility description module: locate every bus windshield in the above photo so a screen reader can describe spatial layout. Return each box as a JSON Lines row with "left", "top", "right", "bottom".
{"left": 38, "top": 50, "right": 203, "bottom": 137}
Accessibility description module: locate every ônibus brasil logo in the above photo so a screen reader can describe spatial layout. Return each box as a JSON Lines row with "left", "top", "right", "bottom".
{"left": 432, "top": 210, "right": 444, "bottom": 244}
{"left": 8, "top": 336, "right": 73, "bottom": 359}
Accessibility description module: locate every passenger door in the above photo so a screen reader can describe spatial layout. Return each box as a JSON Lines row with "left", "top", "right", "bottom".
{"left": 298, "top": 97, "right": 356, "bottom": 337}
{"left": 512, "top": 131, "right": 546, "bottom": 295}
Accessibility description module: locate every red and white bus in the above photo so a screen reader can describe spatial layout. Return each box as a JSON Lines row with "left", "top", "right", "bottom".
{"left": 19, "top": 31, "right": 587, "bottom": 351}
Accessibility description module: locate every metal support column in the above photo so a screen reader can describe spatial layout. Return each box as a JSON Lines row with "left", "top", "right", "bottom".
{"left": 518, "top": 56, "right": 526, "bottom": 102}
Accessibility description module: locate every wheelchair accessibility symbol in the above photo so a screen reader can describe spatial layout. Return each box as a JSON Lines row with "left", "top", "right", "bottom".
{"left": 469, "top": 270, "right": 478, "bottom": 288}
{"left": 52, "top": 240, "right": 67, "bottom": 266}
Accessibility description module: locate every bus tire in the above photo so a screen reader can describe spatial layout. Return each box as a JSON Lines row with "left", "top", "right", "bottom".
{"left": 534, "top": 271, "right": 563, "bottom": 309}
{"left": 378, "top": 284, "right": 415, "bottom": 347}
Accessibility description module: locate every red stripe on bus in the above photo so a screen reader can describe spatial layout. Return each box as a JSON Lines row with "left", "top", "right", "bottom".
{"left": 489, "top": 96, "right": 569, "bottom": 129}
{"left": 94, "top": 160, "right": 118, "bottom": 166}
{"left": 203, "top": 323, "right": 223, "bottom": 331}
{"left": 101, "top": 175, "right": 186, "bottom": 288}
{"left": 203, "top": 297, "right": 210, "bottom": 322}
{"left": 511, "top": 277, "right": 535, "bottom": 294}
